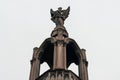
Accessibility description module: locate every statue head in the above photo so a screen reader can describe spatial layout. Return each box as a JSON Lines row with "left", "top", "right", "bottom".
{"left": 58, "top": 7, "right": 62, "bottom": 11}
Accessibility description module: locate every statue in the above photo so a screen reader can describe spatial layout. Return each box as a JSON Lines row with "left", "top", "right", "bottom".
{"left": 50, "top": 7, "right": 70, "bottom": 26}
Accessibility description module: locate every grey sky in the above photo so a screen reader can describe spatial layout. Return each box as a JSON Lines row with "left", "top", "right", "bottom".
{"left": 0, "top": 0, "right": 120, "bottom": 80}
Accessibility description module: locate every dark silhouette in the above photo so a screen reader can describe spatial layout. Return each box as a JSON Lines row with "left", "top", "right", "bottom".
{"left": 50, "top": 7, "right": 70, "bottom": 26}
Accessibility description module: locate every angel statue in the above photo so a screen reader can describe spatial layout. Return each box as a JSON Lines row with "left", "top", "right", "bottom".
{"left": 50, "top": 7, "right": 70, "bottom": 26}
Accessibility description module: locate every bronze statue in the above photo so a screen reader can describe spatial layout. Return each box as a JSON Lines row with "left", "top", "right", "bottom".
{"left": 29, "top": 7, "right": 89, "bottom": 80}
{"left": 50, "top": 7, "right": 70, "bottom": 26}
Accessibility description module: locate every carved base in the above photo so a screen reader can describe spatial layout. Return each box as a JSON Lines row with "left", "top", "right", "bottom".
{"left": 36, "top": 69, "right": 80, "bottom": 80}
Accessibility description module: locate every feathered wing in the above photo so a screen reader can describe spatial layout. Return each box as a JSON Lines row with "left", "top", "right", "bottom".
{"left": 63, "top": 6, "right": 70, "bottom": 19}
{"left": 50, "top": 9, "right": 54, "bottom": 17}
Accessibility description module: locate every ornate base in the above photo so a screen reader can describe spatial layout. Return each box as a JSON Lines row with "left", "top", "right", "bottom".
{"left": 36, "top": 69, "right": 80, "bottom": 80}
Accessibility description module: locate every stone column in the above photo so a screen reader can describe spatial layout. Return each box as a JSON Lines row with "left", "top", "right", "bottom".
{"left": 53, "top": 40, "right": 67, "bottom": 69}
{"left": 78, "top": 49, "right": 88, "bottom": 80}
{"left": 78, "top": 58, "right": 83, "bottom": 80}
{"left": 81, "top": 49, "right": 88, "bottom": 80}
{"left": 29, "top": 47, "right": 40, "bottom": 80}
{"left": 53, "top": 43, "right": 57, "bottom": 69}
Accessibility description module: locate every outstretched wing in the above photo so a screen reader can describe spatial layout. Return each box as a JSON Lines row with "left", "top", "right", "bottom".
{"left": 50, "top": 9, "right": 54, "bottom": 17}
{"left": 63, "top": 6, "right": 70, "bottom": 19}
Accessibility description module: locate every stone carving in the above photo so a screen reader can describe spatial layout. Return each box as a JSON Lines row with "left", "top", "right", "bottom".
{"left": 50, "top": 7, "right": 70, "bottom": 26}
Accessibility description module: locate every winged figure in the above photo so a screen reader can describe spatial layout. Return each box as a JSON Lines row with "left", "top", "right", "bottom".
{"left": 50, "top": 7, "right": 70, "bottom": 26}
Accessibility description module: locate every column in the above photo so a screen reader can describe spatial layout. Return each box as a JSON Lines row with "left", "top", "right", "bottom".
{"left": 53, "top": 40, "right": 67, "bottom": 69}
{"left": 29, "top": 47, "right": 40, "bottom": 80}
{"left": 81, "top": 49, "right": 88, "bottom": 80}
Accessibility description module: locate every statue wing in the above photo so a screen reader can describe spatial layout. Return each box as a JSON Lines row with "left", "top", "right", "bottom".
{"left": 50, "top": 9, "right": 54, "bottom": 17}
{"left": 63, "top": 6, "right": 70, "bottom": 19}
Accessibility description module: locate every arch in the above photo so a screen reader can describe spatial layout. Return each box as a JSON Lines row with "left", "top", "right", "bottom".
{"left": 40, "top": 62, "right": 50, "bottom": 75}
{"left": 37, "top": 38, "right": 54, "bottom": 68}
{"left": 66, "top": 38, "right": 84, "bottom": 68}
{"left": 68, "top": 63, "right": 78, "bottom": 76}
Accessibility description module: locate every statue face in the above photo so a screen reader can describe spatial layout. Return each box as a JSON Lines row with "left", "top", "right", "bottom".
{"left": 58, "top": 7, "right": 62, "bottom": 11}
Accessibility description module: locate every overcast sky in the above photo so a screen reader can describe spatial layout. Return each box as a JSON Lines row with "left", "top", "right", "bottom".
{"left": 0, "top": 0, "right": 120, "bottom": 80}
